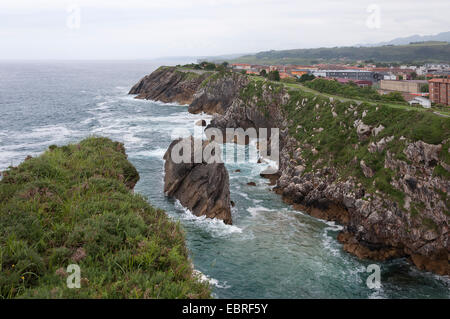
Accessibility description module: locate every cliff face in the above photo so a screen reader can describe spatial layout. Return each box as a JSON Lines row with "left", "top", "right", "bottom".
{"left": 132, "top": 67, "right": 449, "bottom": 275}
{"left": 129, "top": 67, "right": 249, "bottom": 115}
{"left": 213, "top": 79, "right": 449, "bottom": 275}
{"left": 163, "top": 137, "right": 232, "bottom": 225}
{"left": 129, "top": 67, "right": 209, "bottom": 105}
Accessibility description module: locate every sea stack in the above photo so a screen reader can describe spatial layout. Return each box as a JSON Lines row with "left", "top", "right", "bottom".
{"left": 163, "top": 136, "right": 232, "bottom": 225}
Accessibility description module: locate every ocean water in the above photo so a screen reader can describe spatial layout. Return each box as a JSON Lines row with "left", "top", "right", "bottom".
{"left": 0, "top": 61, "right": 448, "bottom": 299}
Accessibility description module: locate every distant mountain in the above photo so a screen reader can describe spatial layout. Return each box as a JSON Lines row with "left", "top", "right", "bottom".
{"left": 231, "top": 42, "right": 450, "bottom": 65}
{"left": 359, "top": 31, "right": 450, "bottom": 47}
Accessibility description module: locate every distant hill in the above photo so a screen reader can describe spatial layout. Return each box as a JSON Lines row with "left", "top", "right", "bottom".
{"left": 359, "top": 31, "right": 450, "bottom": 47}
{"left": 232, "top": 42, "right": 450, "bottom": 65}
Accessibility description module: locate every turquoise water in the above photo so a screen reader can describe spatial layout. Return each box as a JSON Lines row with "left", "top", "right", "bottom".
{"left": 0, "top": 61, "right": 448, "bottom": 298}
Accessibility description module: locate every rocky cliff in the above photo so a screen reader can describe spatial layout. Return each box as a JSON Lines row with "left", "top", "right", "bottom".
{"left": 132, "top": 67, "right": 449, "bottom": 275}
{"left": 129, "top": 66, "right": 248, "bottom": 115}
{"left": 163, "top": 136, "right": 232, "bottom": 225}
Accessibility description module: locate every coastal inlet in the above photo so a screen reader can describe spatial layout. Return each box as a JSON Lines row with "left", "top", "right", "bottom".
{"left": 0, "top": 61, "right": 448, "bottom": 298}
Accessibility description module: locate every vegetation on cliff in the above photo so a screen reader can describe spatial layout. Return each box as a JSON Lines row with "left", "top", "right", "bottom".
{"left": 283, "top": 84, "right": 448, "bottom": 196}
{"left": 235, "top": 76, "right": 450, "bottom": 274}
{"left": 0, "top": 137, "right": 210, "bottom": 298}
{"left": 127, "top": 65, "right": 449, "bottom": 274}
{"left": 304, "top": 78, "right": 407, "bottom": 103}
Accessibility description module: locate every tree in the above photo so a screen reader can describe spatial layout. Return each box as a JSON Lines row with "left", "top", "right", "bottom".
{"left": 268, "top": 70, "right": 280, "bottom": 81}
{"left": 222, "top": 61, "right": 229, "bottom": 68}
{"left": 241, "top": 70, "right": 247, "bottom": 75}
{"left": 259, "top": 69, "right": 267, "bottom": 77}
{"left": 199, "top": 61, "right": 216, "bottom": 70}
{"left": 298, "top": 73, "right": 315, "bottom": 83}
{"left": 216, "top": 65, "right": 226, "bottom": 72}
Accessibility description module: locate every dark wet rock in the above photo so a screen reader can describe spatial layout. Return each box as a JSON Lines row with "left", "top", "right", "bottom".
{"left": 163, "top": 136, "right": 232, "bottom": 224}
{"left": 129, "top": 67, "right": 209, "bottom": 105}
{"left": 130, "top": 67, "right": 248, "bottom": 115}
{"left": 195, "top": 119, "right": 207, "bottom": 126}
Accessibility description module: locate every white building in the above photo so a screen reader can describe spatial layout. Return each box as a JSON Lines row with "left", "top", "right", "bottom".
{"left": 408, "top": 97, "right": 431, "bottom": 108}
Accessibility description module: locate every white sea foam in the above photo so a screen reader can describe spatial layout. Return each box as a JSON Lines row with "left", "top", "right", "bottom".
{"left": 323, "top": 220, "right": 344, "bottom": 231}
{"left": 321, "top": 221, "right": 344, "bottom": 257}
{"left": 368, "top": 286, "right": 386, "bottom": 299}
{"left": 132, "top": 148, "right": 166, "bottom": 159}
{"left": 95, "top": 101, "right": 110, "bottom": 110}
{"left": 18, "top": 125, "right": 75, "bottom": 140}
{"left": 246, "top": 206, "right": 276, "bottom": 217}
{"left": 149, "top": 99, "right": 190, "bottom": 107}
{"left": 174, "top": 200, "right": 242, "bottom": 237}
{"left": 193, "top": 270, "right": 231, "bottom": 289}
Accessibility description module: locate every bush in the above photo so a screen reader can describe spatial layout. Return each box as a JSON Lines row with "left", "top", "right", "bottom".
{"left": 268, "top": 70, "right": 280, "bottom": 81}
{"left": 305, "top": 78, "right": 406, "bottom": 103}
{"left": 199, "top": 61, "right": 216, "bottom": 70}
{"left": 297, "top": 74, "right": 315, "bottom": 83}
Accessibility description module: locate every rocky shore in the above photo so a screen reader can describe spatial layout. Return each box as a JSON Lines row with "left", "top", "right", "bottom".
{"left": 130, "top": 66, "right": 449, "bottom": 275}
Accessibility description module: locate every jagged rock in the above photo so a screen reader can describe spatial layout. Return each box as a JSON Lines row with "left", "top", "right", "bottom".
{"left": 195, "top": 119, "right": 207, "bottom": 126}
{"left": 404, "top": 141, "right": 442, "bottom": 166}
{"left": 189, "top": 72, "right": 249, "bottom": 114}
{"left": 368, "top": 136, "right": 394, "bottom": 153}
{"left": 294, "top": 165, "right": 305, "bottom": 176}
{"left": 372, "top": 125, "right": 385, "bottom": 137}
{"left": 163, "top": 137, "right": 232, "bottom": 224}
{"left": 247, "top": 182, "right": 256, "bottom": 186}
{"left": 354, "top": 120, "right": 372, "bottom": 141}
{"left": 360, "top": 160, "right": 374, "bottom": 178}
{"left": 129, "top": 67, "right": 209, "bottom": 105}
{"left": 129, "top": 66, "right": 248, "bottom": 115}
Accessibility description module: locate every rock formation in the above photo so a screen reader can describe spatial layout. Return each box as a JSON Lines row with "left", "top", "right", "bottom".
{"left": 130, "top": 67, "right": 248, "bottom": 115}
{"left": 132, "top": 66, "right": 450, "bottom": 275}
{"left": 163, "top": 136, "right": 232, "bottom": 224}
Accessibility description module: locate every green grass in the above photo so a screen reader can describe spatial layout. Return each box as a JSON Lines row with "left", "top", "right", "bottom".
{"left": 304, "top": 79, "right": 407, "bottom": 104}
{"left": 241, "top": 75, "right": 450, "bottom": 208}
{"left": 248, "top": 75, "right": 450, "bottom": 117}
{"left": 0, "top": 137, "right": 210, "bottom": 299}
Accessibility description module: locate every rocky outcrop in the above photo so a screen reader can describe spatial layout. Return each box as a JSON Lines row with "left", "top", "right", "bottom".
{"left": 132, "top": 68, "right": 449, "bottom": 275}
{"left": 189, "top": 72, "right": 249, "bottom": 114}
{"left": 130, "top": 67, "right": 248, "bottom": 115}
{"left": 129, "top": 67, "right": 209, "bottom": 105}
{"left": 203, "top": 76, "right": 449, "bottom": 275}
{"left": 163, "top": 137, "right": 232, "bottom": 225}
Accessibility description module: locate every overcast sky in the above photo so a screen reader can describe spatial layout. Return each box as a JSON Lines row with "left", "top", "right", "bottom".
{"left": 1, "top": 0, "right": 449, "bottom": 60}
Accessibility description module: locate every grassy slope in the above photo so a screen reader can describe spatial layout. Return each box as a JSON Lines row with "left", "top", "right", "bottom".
{"left": 249, "top": 75, "right": 450, "bottom": 117}
{"left": 0, "top": 137, "right": 210, "bottom": 299}
{"left": 240, "top": 77, "right": 450, "bottom": 214}
{"left": 232, "top": 43, "right": 450, "bottom": 65}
